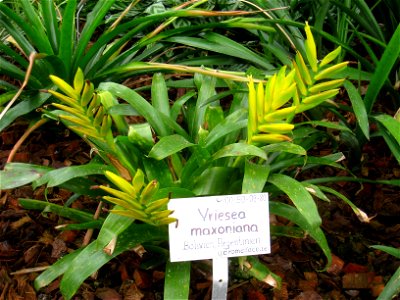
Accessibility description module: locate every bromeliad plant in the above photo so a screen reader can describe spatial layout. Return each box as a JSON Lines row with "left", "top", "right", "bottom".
{"left": 2, "top": 21, "right": 395, "bottom": 299}
{"left": 47, "top": 69, "right": 175, "bottom": 226}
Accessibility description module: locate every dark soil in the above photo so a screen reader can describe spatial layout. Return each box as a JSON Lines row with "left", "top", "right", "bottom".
{"left": 1, "top": 121, "right": 399, "bottom": 300}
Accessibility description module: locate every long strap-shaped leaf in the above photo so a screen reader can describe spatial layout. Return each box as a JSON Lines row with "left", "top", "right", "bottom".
{"left": 364, "top": 24, "right": 400, "bottom": 114}
{"left": 73, "top": 0, "right": 116, "bottom": 71}
{"left": 164, "top": 261, "right": 191, "bottom": 300}
{"left": 59, "top": 0, "right": 77, "bottom": 80}
{"left": 40, "top": 0, "right": 60, "bottom": 53}
{"left": 268, "top": 173, "right": 322, "bottom": 229}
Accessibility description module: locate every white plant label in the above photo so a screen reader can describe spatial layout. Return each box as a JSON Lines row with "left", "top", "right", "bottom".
{"left": 168, "top": 193, "right": 271, "bottom": 262}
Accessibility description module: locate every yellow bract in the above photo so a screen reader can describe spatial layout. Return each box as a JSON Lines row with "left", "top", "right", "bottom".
{"left": 100, "top": 170, "right": 175, "bottom": 226}
{"left": 246, "top": 22, "right": 349, "bottom": 146}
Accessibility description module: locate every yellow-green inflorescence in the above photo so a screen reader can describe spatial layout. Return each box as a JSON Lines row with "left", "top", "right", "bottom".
{"left": 100, "top": 170, "right": 176, "bottom": 226}
{"left": 247, "top": 22, "right": 349, "bottom": 145}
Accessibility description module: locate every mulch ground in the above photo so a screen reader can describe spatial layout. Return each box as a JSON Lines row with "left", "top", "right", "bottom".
{"left": 1, "top": 121, "right": 399, "bottom": 300}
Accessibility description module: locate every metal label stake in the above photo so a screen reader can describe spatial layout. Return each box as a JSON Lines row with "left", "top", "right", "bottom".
{"left": 212, "top": 257, "right": 229, "bottom": 300}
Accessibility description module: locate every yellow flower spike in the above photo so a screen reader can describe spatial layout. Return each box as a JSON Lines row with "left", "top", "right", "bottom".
{"left": 251, "top": 133, "right": 292, "bottom": 144}
{"left": 49, "top": 75, "right": 80, "bottom": 99}
{"left": 320, "top": 46, "right": 342, "bottom": 67}
{"left": 272, "top": 82, "right": 296, "bottom": 110}
{"left": 314, "top": 61, "right": 349, "bottom": 81}
{"left": 304, "top": 22, "right": 318, "bottom": 72}
{"left": 100, "top": 115, "right": 112, "bottom": 137}
{"left": 87, "top": 93, "right": 100, "bottom": 117}
{"left": 256, "top": 82, "right": 265, "bottom": 124}
{"left": 93, "top": 106, "right": 105, "bottom": 127}
{"left": 274, "top": 66, "right": 286, "bottom": 91}
{"left": 295, "top": 52, "right": 312, "bottom": 86}
{"left": 73, "top": 68, "right": 85, "bottom": 95}
{"left": 149, "top": 210, "right": 175, "bottom": 221}
{"left": 264, "top": 73, "right": 276, "bottom": 113}
{"left": 131, "top": 169, "right": 145, "bottom": 194}
{"left": 140, "top": 180, "right": 159, "bottom": 205}
{"left": 308, "top": 79, "right": 345, "bottom": 94}
{"left": 282, "top": 69, "right": 296, "bottom": 90}
{"left": 48, "top": 90, "right": 84, "bottom": 111}
{"left": 264, "top": 106, "right": 297, "bottom": 122}
{"left": 292, "top": 62, "right": 308, "bottom": 96}
{"left": 104, "top": 171, "right": 138, "bottom": 197}
{"left": 58, "top": 114, "right": 92, "bottom": 129}
{"left": 52, "top": 103, "right": 90, "bottom": 121}
{"left": 302, "top": 89, "right": 339, "bottom": 104}
{"left": 68, "top": 125, "right": 99, "bottom": 138}
{"left": 247, "top": 77, "right": 257, "bottom": 140}
{"left": 99, "top": 185, "right": 136, "bottom": 203}
{"left": 155, "top": 217, "right": 177, "bottom": 226}
{"left": 144, "top": 197, "right": 170, "bottom": 213}
{"left": 80, "top": 80, "right": 95, "bottom": 107}
{"left": 111, "top": 209, "right": 149, "bottom": 221}
{"left": 258, "top": 123, "right": 295, "bottom": 134}
{"left": 103, "top": 195, "right": 144, "bottom": 212}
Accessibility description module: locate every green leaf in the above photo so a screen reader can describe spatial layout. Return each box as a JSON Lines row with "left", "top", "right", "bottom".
{"left": 270, "top": 201, "right": 331, "bottom": 269}
{"left": 373, "top": 114, "right": 400, "bottom": 146}
{"left": 0, "top": 4, "right": 35, "bottom": 55}
{"left": 0, "top": 93, "right": 51, "bottom": 132}
{"left": 33, "top": 163, "right": 113, "bottom": 188}
{"left": 268, "top": 174, "right": 322, "bottom": 228}
{"left": 370, "top": 245, "right": 400, "bottom": 259}
{"left": 100, "top": 82, "right": 169, "bottom": 137}
{"left": 191, "top": 74, "right": 217, "bottom": 138}
{"left": 170, "top": 90, "right": 196, "bottom": 121}
{"left": 73, "top": 0, "right": 116, "bottom": 71}
{"left": 39, "top": 222, "right": 166, "bottom": 299}
{"left": 297, "top": 120, "right": 352, "bottom": 133}
{"left": 364, "top": 24, "right": 400, "bottom": 113}
{"left": 243, "top": 256, "right": 282, "bottom": 288}
{"left": 58, "top": 210, "right": 161, "bottom": 299}
{"left": 164, "top": 261, "right": 191, "bottom": 300}
{"left": 148, "top": 135, "right": 194, "bottom": 160}
{"left": 204, "top": 109, "right": 248, "bottom": 147}
{"left": 34, "top": 248, "right": 83, "bottom": 291}
{"left": 343, "top": 80, "right": 370, "bottom": 139}
{"left": 213, "top": 143, "right": 267, "bottom": 161}
{"left": 375, "top": 122, "right": 400, "bottom": 164}
{"left": 301, "top": 183, "right": 330, "bottom": 202}
{"left": 19, "top": 0, "right": 53, "bottom": 54}
{"left": 58, "top": 0, "right": 76, "bottom": 79}
{"left": 376, "top": 266, "right": 400, "bottom": 300}
{"left": 40, "top": 0, "right": 60, "bottom": 52}
{"left": 192, "top": 167, "right": 235, "bottom": 196}
{"left": 0, "top": 163, "right": 51, "bottom": 190}
{"left": 18, "top": 198, "right": 103, "bottom": 223}
{"left": 242, "top": 160, "right": 270, "bottom": 193}
{"left": 167, "top": 33, "right": 274, "bottom": 70}
{"left": 262, "top": 142, "right": 307, "bottom": 156}
{"left": 152, "top": 73, "right": 171, "bottom": 118}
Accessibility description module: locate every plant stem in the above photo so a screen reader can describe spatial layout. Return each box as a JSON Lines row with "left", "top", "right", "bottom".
{"left": 7, "top": 118, "right": 49, "bottom": 163}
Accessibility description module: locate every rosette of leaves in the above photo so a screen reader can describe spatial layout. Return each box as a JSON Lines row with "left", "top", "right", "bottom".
{"left": 247, "top": 22, "right": 349, "bottom": 145}
{"left": 100, "top": 169, "right": 176, "bottom": 226}
{"left": 48, "top": 69, "right": 175, "bottom": 226}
